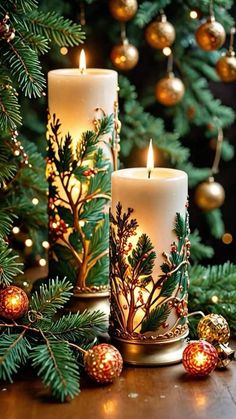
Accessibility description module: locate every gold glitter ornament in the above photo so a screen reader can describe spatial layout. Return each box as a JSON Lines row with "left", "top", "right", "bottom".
{"left": 0, "top": 286, "right": 29, "bottom": 320}
{"left": 194, "top": 177, "right": 225, "bottom": 211}
{"left": 84, "top": 343, "right": 123, "bottom": 383}
{"left": 216, "top": 51, "right": 236, "bottom": 82}
{"left": 146, "top": 13, "right": 176, "bottom": 49}
{"left": 111, "top": 39, "right": 139, "bottom": 71}
{"left": 109, "top": 0, "right": 138, "bottom": 22}
{"left": 197, "top": 313, "right": 230, "bottom": 345}
{"left": 195, "top": 16, "right": 226, "bottom": 51}
{"left": 155, "top": 72, "right": 185, "bottom": 106}
{"left": 215, "top": 343, "right": 235, "bottom": 369}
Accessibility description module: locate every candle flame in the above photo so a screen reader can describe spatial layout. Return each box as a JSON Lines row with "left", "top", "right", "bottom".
{"left": 79, "top": 49, "right": 86, "bottom": 74}
{"left": 147, "top": 139, "right": 154, "bottom": 178}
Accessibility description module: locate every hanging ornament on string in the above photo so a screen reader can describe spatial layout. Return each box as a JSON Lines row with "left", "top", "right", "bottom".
{"left": 195, "top": 1, "right": 226, "bottom": 51}
{"left": 146, "top": 10, "right": 176, "bottom": 49}
{"left": 216, "top": 27, "right": 236, "bottom": 82}
{"left": 197, "top": 313, "right": 230, "bottom": 345}
{"left": 182, "top": 340, "right": 218, "bottom": 376}
{"left": 70, "top": 342, "right": 123, "bottom": 383}
{"left": 155, "top": 53, "right": 185, "bottom": 106}
{"left": 195, "top": 124, "right": 225, "bottom": 211}
{"left": 111, "top": 23, "right": 139, "bottom": 71}
{"left": 109, "top": 0, "right": 138, "bottom": 22}
{"left": 197, "top": 313, "right": 235, "bottom": 369}
{"left": 0, "top": 286, "right": 29, "bottom": 320}
{"left": 0, "top": 13, "right": 15, "bottom": 42}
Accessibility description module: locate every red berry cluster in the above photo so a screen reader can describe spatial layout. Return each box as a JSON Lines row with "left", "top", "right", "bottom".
{"left": 49, "top": 218, "right": 68, "bottom": 241}
{"left": 83, "top": 168, "right": 98, "bottom": 176}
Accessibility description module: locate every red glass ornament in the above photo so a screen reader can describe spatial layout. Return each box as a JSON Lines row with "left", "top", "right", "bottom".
{"left": 183, "top": 341, "right": 218, "bottom": 376}
{"left": 84, "top": 343, "right": 123, "bottom": 383}
{"left": 0, "top": 286, "right": 29, "bottom": 320}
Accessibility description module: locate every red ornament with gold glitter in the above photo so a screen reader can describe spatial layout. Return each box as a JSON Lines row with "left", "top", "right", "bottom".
{"left": 84, "top": 343, "right": 123, "bottom": 383}
{"left": 0, "top": 286, "right": 29, "bottom": 320}
{"left": 182, "top": 340, "right": 218, "bottom": 376}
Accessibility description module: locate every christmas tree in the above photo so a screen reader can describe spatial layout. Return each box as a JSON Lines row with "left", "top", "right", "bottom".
{"left": 0, "top": 0, "right": 236, "bottom": 401}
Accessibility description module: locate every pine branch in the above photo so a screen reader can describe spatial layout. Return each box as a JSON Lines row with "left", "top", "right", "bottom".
{"left": 205, "top": 209, "right": 225, "bottom": 239}
{"left": 140, "top": 303, "right": 171, "bottom": 333}
{"left": 0, "top": 332, "right": 30, "bottom": 382}
{"left": 189, "top": 262, "right": 236, "bottom": 333}
{"left": 0, "top": 244, "right": 23, "bottom": 286}
{"left": 46, "top": 310, "right": 107, "bottom": 341}
{"left": 31, "top": 339, "right": 80, "bottom": 402}
{"left": 190, "top": 230, "right": 214, "bottom": 262}
{"left": 135, "top": 1, "right": 171, "bottom": 27}
{"left": 26, "top": 10, "right": 85, "bottom": 47}
{"left": 0, "top": 71, "right": 22, "bottom": 130}
{"left": 30, "top": 277, "right": 73, "bottom": 319}
{"left": 2, "top": 39, "right": 45, "bottom": 98}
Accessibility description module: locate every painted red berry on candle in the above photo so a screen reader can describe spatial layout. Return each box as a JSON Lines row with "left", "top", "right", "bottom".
{"left": 84, "top": 343, "right": 123, "bottom": 383}
{"left": 0, "top": 286, "right": 29, "bottom": 320}
{"left": 182, "top": 340, "right": 218, "bottom": 376}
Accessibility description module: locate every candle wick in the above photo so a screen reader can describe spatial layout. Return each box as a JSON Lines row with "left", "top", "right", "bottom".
{"left": 80, "top": 68, "right": 85, "bottom": 75}
{"left": 148, "top": 169, "right": 151, "bottom": 179}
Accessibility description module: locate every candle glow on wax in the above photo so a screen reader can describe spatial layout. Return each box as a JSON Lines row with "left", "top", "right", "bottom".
{"left": 79, "top": 49, "right": 86, "bottom": 74}
{"left": 147, "top": 139, "right": 154, "bottom": 179}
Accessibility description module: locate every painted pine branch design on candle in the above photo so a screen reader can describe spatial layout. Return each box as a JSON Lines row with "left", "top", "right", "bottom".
{"left": 110, "top": 202, "right": 190, "bottom": 340}
{"left": 47, "top": 113, "right": 114, "bottom": 292}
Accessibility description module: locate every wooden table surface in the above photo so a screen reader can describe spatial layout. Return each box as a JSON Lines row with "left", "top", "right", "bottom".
{"left": 1, "top": 351, "right": 236, "bottom": 419}
{"left": 1, "top": 267, "right": 235, "bottom": 419}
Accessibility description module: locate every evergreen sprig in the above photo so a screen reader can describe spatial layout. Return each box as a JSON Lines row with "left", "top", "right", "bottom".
{"left": 189, "top": 262, "right": 236, "bottom": 334}
{"left": 0, "top": 278, "right": 107, "bottom": 401}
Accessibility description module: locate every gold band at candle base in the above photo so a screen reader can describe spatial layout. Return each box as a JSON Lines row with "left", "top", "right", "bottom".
{"left": 65, "top": 291, "right": 110, "bottom": 325}
{"left": 112, "top": 332, "right": 189, "bottom": 365}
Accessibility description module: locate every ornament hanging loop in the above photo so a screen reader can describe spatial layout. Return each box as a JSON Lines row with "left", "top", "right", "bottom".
{"left": 167, "top": 52, "right": 173, "bottom": 74}
{"left": 120, "top": 22, "right": 127, "bottom": 43}
{"left": 209, "top": 0, "right": 214, "bottom": 18}
{"left": 211, "top": 121, "right": 223, "bottom": 175}
{"left": 229, "top": 27, "right": 236, "bottom": 54}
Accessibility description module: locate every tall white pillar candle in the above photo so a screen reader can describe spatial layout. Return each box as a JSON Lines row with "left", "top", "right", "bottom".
{"left": 110, "top": 167, "right": 190, "bottom": 364}
{"left": 47, "top": 65, "right": 118, "bottom": 295}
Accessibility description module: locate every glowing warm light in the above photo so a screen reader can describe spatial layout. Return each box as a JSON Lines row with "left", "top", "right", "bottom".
{"left": 39, "top": 258, "right": 47, "bottom": 267}
{"left": 222, "top": 233, "right": 233, "bottom": 245}
{"left": 163, "top": 47, "right": 172, "bottom": 56}
{"left": 9, "top": 296, "right": 20, "bottom": 306}
{"left": 12, "top": 226, "right": 20, "bottom": 234}
{"left": 60, "top": 46, "right": 68, "bottom": 55}
{"left": 147, "top": 139, "right": 154, "bottom": 177}
{"left": 52, "top": 222, "right": 58, "bottom": 229}
{"left": 42, "top": 240, "right": 50, "bottom": 249}
{"left": 190, "top": 10, "right": 198, "bottom": 19}
{"left": 25, "top": 239, "right": 33, "bottom": 247}
{"left": 32, "top": 197, "right": 39, "bottom": 205}
{"left": 194, "top": 351, "right": 208, "bottom": 366}
{"left": 79, "top": 49, "right": 86, "bottom": 73}
{"left": 211, "top": 295, "right": 219, "bottom": 304}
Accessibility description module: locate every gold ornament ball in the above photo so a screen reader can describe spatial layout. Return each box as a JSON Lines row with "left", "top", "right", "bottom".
{"left": 195, "top": 17, "right": 226, "bottom": 51}
{"left": 109, "top": 0, "right": 138, "bottom": 22}
{"left": 111, "top": 40, "right": 139, "bottom": 71}
{"left": 215, "top": 344, "right": 235, "bottom": 369}
{"left": 197, "top": 314, "right": 230, "bottom": 345}
{"left": 195, "top": 178, "right": 225, "bottom": 211}
{"left": 84, "top": 343, "right": 123, "bottom": 383}
{"left": 0, "top": 286, "right": 29, "bottom": 320}
{"left": 216, "top": 52, "right": 236, "bottom": 82}
{"left": 146, "top": 18, "right": 176, "bottom": 49}
{"left": 155, "top": 73, "right": 185, "bottom": 106}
